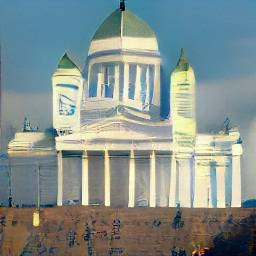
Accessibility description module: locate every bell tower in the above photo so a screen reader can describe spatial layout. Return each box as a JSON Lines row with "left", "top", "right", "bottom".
{"left": 52, "top": 53, "right": 84, "bottom": 136}
{"left": 170, "top": 48, "right": 196, "bottom": 150}
{"left": 169, "top": 49, "right": 196, "bottom": 208}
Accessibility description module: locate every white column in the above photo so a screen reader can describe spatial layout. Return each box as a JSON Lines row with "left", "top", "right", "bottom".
{"left": 206, "top": 164, "right": 214, "bottom": 208}
{"left": 82, "top": 151, "right": 89, "bottom": 206}
{"left": 123, "top": 63, "right": 129, "bottom": 101}
{"left": 113, "top": 64, "right": 120, "bottom": 101}
{"left": 128, "top": 149, "right": 135, "bottom": 207}
{"left": 150, "top": 150, "right": 156, "bottom": 207}
{"left": 104, "top": 149, "right": 110, "bottom": 207}
{"left": 195, "top": 162, "right": 214, "bottom": 208}
{"left": 134, "top": 64, "right": 141, "bottom": 101}
{"left": 97, "top": 65, "right": 103, "bottom": 98}
{"left": 169, "top": 154, "right": 177, "bottom": 207}
{"left": 216, "top": 164, "right": 226, "bottom": 208}
{"left": 57, "top": 151, "right": 63, "bottom": 206}
{"left": 178, "top": 158, "right": 191, "bottom": 208}
{"left": 231, "top": 156, "right": 241, "bottom": 207}
{"left": 145, "top": 65, "right": 150, "bottom": 106}
{"left": 85, "top": 65, "right": 91, "bottom": 98}
{"left": 194, "top": 160, "right": 209, "bottom": 208}
{"left": 37, "top": 164, "right": 40, "bottom": 208}
{"left": 152, "top": 64, "right": 160, "bottom": 106}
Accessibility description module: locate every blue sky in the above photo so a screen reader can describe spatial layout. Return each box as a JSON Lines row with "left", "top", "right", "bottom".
{"left": 2, "top": 0, "right": 256, "bottom": 93}
{"left": 1, "top": 0, "right": 256, "bottom": 199}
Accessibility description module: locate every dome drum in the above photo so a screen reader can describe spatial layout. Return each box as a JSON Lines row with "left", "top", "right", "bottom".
{"left": 84, "top": 8, "right": 161, "bottom": 116}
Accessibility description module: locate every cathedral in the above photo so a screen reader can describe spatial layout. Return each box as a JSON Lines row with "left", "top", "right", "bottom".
{"left": 8, "top": 2, "right": 243, "bottom": 208}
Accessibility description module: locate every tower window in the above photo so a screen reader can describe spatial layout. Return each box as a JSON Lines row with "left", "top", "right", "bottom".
{"left": 141, "top": 65, "right": 147, "bottom": 104}
{"left": 149, "top": 65, "right": 155, "bottom": 105}
{"left": 104, "top": 65, "right": 115, "bottom": 98}
{"left": 89, "top": 64, "right": 100, "bottom": 97}
{"left": 128, "top": 64, "right": 136, "bottom": 100}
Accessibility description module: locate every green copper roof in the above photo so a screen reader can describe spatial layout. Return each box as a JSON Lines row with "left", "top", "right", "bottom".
{"left": 92, "top": 9, "right": 156, "bottom": 40}
{"left": 58, "top": 53, "right": 79, "bottom": 70}
{"left": 174, "top": 48, "right": 190, "bottom": 72}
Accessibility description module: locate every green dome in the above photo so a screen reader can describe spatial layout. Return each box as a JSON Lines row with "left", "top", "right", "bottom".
{"left": 58, "top": 53, "right": 79, "bottom": 70}
{"left": 92, "top": 9, "right": 156, "bottom": 40}
{"left": 174, "top": 49, "right": 191, "bottom": 72}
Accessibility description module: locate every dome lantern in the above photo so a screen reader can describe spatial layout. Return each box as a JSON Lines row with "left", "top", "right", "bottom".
{"left": 120, "top": 0, "right": 126, "bottom": 12}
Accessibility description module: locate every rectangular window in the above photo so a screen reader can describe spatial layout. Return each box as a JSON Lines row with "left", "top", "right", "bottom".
{"left": 149, "top": 65, "right": 155, "bottom": 105}
{"left": 128, "top": 64, "right": 136, "bottom": 100}
{"left": 140, "top": 65, "right": 147, "bottom": 104}
{"left": 119, "top": 63, "right": 124, "bottom": 101}
{"left": 104, "top": 64, "right": 115, "bottom": 98}
{"left": 89, "top": 64, "right": 100, "bottom": 97}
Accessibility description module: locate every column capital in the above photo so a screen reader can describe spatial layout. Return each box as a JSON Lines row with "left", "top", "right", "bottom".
{"left": 150, "top": 150, "right": 156, "bottom": 157}
{"left": 82, "top": 150, "right": 88, "bottom": 159}
{"left": 130, "top": 149, "right": 135, "bottom": 159}
{"left": 232, "top": 144, "right": 243, "bottom": 156}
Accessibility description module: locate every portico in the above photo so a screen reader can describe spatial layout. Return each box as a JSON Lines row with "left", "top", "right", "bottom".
{"left": 56, "top": 148, "right": 172, "bottom": 207}
{"left": 56, "top": 117, "right": 166, "bottom": 206}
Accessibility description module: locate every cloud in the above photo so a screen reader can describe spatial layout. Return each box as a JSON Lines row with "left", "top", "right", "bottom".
{"left": 197, "top": 74, "right": 256, "bottom": 132}
{"left": 197, "top": 74, "right": 256, "bottom": 200}
{"left": 2, "top": 90, "right": 52, "bottom": 130}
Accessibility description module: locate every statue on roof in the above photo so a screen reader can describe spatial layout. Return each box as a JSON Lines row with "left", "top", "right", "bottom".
{"left": 23, "top": 117, "right": 39, "bottom": 132}
{"left": 223, "top": 117, "right": 231, "bottom": 135}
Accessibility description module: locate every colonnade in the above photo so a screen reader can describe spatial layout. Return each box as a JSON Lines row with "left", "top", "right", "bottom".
{"left": 94, "top": 63, "right": 157, "bottom": 106}
{"left": 193, "top": 156, "right": 242, "bottom": 208}
{"left": 57, "top": 150, "right": 242, "bottom": 208}
{"left": 168, "top": 156, "right": 192, "bottom": 208}
{"left": 57, "top": 149, "right": 159, "bottom": 207}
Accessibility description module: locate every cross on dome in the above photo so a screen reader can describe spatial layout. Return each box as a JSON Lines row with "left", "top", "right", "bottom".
{"left": 120, "top": 0, "right": 126, "bottom": 11}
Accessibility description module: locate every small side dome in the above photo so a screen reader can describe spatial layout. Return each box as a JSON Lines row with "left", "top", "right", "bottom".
{"left": 173, "top": 49, "right": 193, "bottom": 72}
{"left": 57, "top": 53, "right": 80, "bottom": 70}
{"left": 54, "top": 53, "right": 81, "bottom": 77}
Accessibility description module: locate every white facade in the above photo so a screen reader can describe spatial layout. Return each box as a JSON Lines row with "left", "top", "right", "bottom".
{"left": 8, "top": 5, "right": 243, "bottom": 208}
{"left": 52, "top": 7, "right": 243, "bottom": 208}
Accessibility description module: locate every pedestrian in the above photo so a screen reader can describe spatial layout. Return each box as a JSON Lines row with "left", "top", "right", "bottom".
{"left": 178, "top": 248, "right": 187, "bottom": 256}
{"left": 171, "top": 246, "right": 178, "bottom": 256}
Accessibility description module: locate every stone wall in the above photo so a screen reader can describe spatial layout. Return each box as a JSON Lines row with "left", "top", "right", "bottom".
{"left": 0, "top": 207, "right": 256, "bottom": 255}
